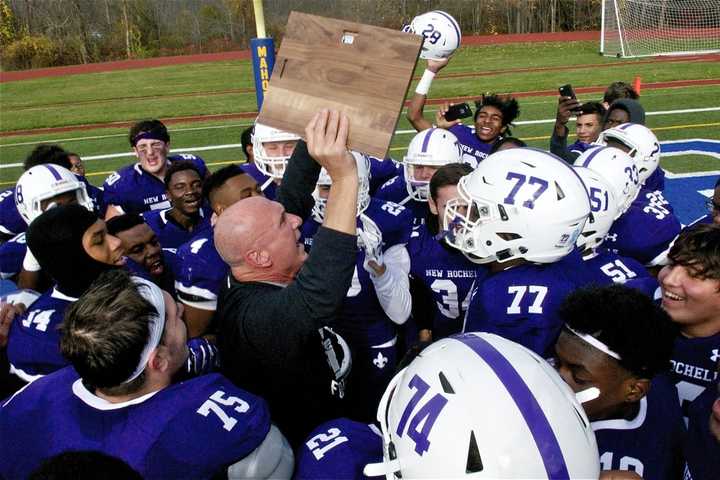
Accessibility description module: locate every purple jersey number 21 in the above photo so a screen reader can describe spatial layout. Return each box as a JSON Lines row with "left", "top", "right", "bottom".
{"left": 395, "top": 374, "right": 448, "bottom": 455}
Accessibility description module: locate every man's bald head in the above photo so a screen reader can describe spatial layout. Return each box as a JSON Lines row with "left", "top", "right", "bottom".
{"left": 214, "top": 196, "right": 273, "bottom": 267}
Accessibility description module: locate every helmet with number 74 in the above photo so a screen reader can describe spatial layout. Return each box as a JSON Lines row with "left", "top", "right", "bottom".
{"left": 363, "top": 332, "right": 600, "bottom": 479}
{"left": 442, "top": 148, "right": 590, "bottom": 265}
{"left": 595, "top": 123, "right": 660, "bottom": 185}
{"left": 401, "top": 11, "right": 462, "bottom": 60}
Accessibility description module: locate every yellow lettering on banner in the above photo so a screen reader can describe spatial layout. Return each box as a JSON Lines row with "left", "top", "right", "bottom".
{"left": 260, "top": 68, "right": 269, "bottom": 80}
{"left": 259, "top": 57, "right": 268, "bottom": 69}
{"left": 256, "top": 46, "right": 267, "bottom": 57}
{"left": 262, "top": 80, "right": 269, "bottom": 90}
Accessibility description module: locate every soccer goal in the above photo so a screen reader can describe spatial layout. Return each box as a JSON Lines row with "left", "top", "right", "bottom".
{"left": 600, "top": 0, "right": 720, "bottom": 58}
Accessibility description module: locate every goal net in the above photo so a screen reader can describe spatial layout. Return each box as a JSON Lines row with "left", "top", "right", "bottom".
{"left": 601, "top": 0, "right": 720, "bottom": 57}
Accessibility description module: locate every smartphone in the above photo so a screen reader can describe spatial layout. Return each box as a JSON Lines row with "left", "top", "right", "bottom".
{"left": 444, "top": 102, "right": 473, "bottom": 121}
{"left": 559, "top": 84, "right": 582, "bottom": 113}
{"left": 558, "top": 84, "right": 577, "bottom": 99}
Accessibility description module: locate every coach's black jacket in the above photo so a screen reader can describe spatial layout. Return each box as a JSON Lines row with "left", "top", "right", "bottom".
{"left": 216, "top": 141, "right": 357, "bottom": 446}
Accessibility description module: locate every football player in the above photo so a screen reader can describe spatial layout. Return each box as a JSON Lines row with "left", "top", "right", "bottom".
{"left": 175, "top": 165, "right": 263, "bottom": 337}
{"left": 408, "top": 163, "right": 486, "bottom": 342}
{"left": 573, "top": 166, "right": 651, "bottom": 285}
{"left": 364, "top": 333, "right": 600, "bottom": 478}
{"left": 659, "top": 223, "right": 720, "bottom": 421}
{"left": 294, "top": 418, "right": 383, "bottom": 480}
{"left": 0, "top": 270, "right": 294, "bottom": 479}
{"left": 240, "top": 123, "right": 300, "bottom": 200}
{"left": 6, "top": 205, "right": 123, "bottom": 383}
{"left": 577, "top": 140, "right": 681, "bottom": 268}
{"left": 302, "top": 151, "right": 413, "bottom": 421}
{"left": 0, "top": 163, "right": 97, "bottom": 287}
{"left": 142, "top": 161, "right": 211, "bottom": 249}
{"left": 554, "top": 285, "right": 684, "bottom": 479}
{"left": 683, "top": 372, "right": 720, "bottom": 479}
{"left": 0, "top": 144, "right": 103, "bottom": 240}
{"left": 106, "top": 213, "right": 179, "bottom": 296}
{"left": 375, "top": 128, "right": 462, "bottom": 226}
{"left": 444, "top": 148, "right": 590, "bottom": 356}
{"left": 103, "top": 119, "right": 208, "bottom": 217}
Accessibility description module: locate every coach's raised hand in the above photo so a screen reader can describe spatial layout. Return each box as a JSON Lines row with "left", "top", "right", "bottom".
{"left": 305, "top": 110, "right": 358, "bottom": 235}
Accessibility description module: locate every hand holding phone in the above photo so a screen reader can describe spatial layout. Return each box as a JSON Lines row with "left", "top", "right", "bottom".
{"left": 558, "top": 84, "right": 582, "bottom": 114}
{"left": 444, "top": 102, "right": 473, "bottom": 121}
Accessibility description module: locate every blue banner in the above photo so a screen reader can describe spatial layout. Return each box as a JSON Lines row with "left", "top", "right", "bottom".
{"left": 251, "top": 37, "right": 276, "bottom": 111}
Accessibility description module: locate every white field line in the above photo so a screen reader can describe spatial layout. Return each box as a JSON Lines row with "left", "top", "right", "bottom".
{"left": 2, "top": 106, "right": 719, "bottom": 148}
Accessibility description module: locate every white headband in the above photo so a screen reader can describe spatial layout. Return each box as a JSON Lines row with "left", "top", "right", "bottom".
{"left": 566, "top": 325, "right": 622, "bottom": 361}
{"left": 122, "top": 276, "right": 166, "bottom": 384}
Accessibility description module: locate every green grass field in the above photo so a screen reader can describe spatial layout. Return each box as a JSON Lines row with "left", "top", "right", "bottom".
{"left": 1, "top": 39, "right": 719, "bottom": 187}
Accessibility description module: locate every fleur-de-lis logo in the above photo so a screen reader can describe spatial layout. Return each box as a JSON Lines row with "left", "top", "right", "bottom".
{"left": 373, "top": 352, "right": 388, "bottom": 369}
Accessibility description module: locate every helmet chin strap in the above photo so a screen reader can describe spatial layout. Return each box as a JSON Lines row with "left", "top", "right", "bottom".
{"left": 363, "top": 367, "right": 407, "bottom": 479}
{"left": 575, "top": 387, "right": 601, "bottom": 404}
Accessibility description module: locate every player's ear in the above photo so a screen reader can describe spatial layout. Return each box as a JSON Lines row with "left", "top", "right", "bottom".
{"left": 428, "top": 196, "right": 439, "bottom": 216}
{"left": 147, "top": 346, "right": 170, "bottom": 374}
{"left": 624, "top": 377, "right": 649, "bottom": 403}
{"left": 245, "top": 249, "right": 271, "bottom": 268}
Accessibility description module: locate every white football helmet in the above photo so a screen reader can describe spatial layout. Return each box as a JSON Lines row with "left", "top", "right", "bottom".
{"left": 402, "top": 10, "right": 462, "bottom": 60}
{"left": 364, "top": 332, "right": 600, "bottom": 479}
{"left": 252, "top": 123, "right": 301, "bottom": 180}
{"left": 15, "top": 164, "right": 93, "bottom": 225}
{"left": 574, "top": 167, "right": 620, "bottom": 252}
{"left": 595, "top": 123, "right": 661, "bottom": 185}
{"left": 312, "top": 151, "right": 371, "bottom": 223}
{"left": 404, "top": 128, "right": 462, "bottom": 202}
{"left": 442, "top": 148, "right": 590, "bottom": 265}
{"left": 574, "top": 146, "right": 640, "bottom": 218}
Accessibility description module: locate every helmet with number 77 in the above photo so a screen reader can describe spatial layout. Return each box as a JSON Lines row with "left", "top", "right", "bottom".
{"left": 363, "top": 332, "right": 600, "bottom": 479}
{"left": 15, "top": 164, "right": 94, "bottom": 225}
{"left": 442, "top": 148, "right": 590, "bottom": 265}
{"left": 595, "top": 123, "right": 660, "bottom": 185}
{"left": 401, "top": 11, "right": 462, "bottom": 60}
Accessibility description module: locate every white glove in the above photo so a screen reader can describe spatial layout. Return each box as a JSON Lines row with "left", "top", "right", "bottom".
{"left": 357, "top": 214, "right": 384, "bottom": 276}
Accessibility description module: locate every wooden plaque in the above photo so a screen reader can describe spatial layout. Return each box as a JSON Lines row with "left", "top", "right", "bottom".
{"left": 257, "top": 12, "right": 423, "bottom": 158}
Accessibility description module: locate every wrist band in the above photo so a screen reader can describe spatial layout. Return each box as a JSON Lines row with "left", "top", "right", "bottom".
{"left": 415, "top": 69, "right": 436, "bottom": 95}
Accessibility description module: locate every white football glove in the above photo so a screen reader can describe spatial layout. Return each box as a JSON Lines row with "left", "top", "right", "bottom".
{"left": 357, "top": 214, "right": 384, "bottom": 276}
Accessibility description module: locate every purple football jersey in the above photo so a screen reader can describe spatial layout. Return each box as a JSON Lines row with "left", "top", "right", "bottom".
{"left": 0, "top": 368, "right": 270, "bottom": 479}
{"left": 683, "top": 385, "right": 720, "bottom": 480}
{"left": 374, "top": 173, "right": 430, "bottom": 227}
{"left": 294, "top": 418, "right": 383, "bottom": 480}
{"left": 102, "top": 154, "right": 208, "bottom": 215}
{"left": 368, "top": 156, "right": 401, "bottom": 195}
{"left": 642, "top": 167, "right": 666, "bottom": 193}
{"left": 241, "top": 162, "right": 277, "bottom": 200}
{"left": 448, "top": 124, "right": 495, "bottom": 167}
{"left": 0, "top": 232, "right": 27, "bottom": 279}
{"left": 582, "top": 248, "right": 652, "bottom": 285}
{"left": 567, "top": 140, "right": 594, "bottom": 157}
{"left": 593, "top": 375, "right": 684, "bottom": 480}
{"left": 605, "top": 190, "right": 681, "bottom": 265}
{"left": 0, "top": 188, "right": 26, "bottom": 238}
{"left": 464, "top": 260, "right": 580, "bottom": 357}
{"left": 175, "top": 229, "right": 228, "bottom": 312}
{"left": 408, "top": 224, "right": 486, "bottom": 339}
{"left": 6, "top": 287, "right": 76, "bottom": 381}
{"left": 142, "top": 207, "right": 212, "bottom": 250}
{"left": 667, "top": 332, "right": 720, "bottom": 421}
{"left": 300, "top": 198, "right": 413, "bottom": 419}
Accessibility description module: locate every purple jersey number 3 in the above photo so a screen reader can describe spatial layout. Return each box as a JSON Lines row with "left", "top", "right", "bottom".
{"left": 395, "top": 374, "right": 448, "bottom": 455}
